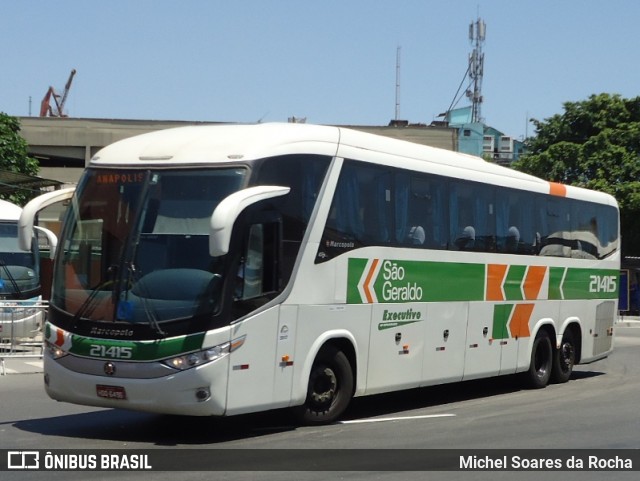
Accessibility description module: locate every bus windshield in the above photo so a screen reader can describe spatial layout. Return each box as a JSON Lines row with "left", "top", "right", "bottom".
{"left": 51, "top": 168, "right": 247, "bottom": 337}
{"left": 0, "top": 222, "right": 39, "bottom": 297}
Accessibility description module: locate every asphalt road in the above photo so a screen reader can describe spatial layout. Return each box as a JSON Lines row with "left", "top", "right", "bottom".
{"left": 1, "top": 327, "right": 639, "bottom": 481}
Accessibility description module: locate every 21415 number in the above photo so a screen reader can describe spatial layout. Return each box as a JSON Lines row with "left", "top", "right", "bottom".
{"left": 89, "top": 345, "right": 133, "bottom": 359}
{"left": 589, "top": 275, "right": 617, "bottom": 293}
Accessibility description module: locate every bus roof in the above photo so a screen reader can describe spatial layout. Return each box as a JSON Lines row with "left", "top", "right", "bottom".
{"left": 90, "top": 123, "right": 341, "bottom": 167}
{"left": 89, "top": 123, "right": 618, "bottom": 208}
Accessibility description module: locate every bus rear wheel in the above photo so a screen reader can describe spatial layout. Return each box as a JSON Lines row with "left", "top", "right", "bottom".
{"left": 551, "top": 329, "right": 575, "bottom": 384}
{"left": 294, "top": 345, "right": 353, "bottom": 424}
{"left": 526, "top": 329, "right": 552, "bottom": 389}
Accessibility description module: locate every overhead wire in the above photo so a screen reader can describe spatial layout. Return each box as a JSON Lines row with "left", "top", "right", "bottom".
{"left": 444, "top": 63, "right": 471, "bottom": 117}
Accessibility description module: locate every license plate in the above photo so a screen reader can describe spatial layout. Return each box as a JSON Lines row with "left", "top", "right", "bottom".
{"left": 96, "top": 384, "right": 127, "bottom": 400}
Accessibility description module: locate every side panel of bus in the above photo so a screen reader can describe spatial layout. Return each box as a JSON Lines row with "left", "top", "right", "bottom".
{"left": 225, "top": 305, "right": 307, "bottom": 416}
{"left": 421, "top": 302, "right": 466, "bottom": 386}
{"left": 367, "top": 302, "right": 425, "bottom": 393}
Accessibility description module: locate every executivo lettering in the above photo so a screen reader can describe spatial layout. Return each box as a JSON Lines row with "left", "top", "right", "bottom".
{"left": 378, "top": 307, "right": 423, "bottom": 330}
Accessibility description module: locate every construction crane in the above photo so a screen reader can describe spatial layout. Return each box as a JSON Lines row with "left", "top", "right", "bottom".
{"left": 40, "top": 69, "right": 76, "bottom": 117}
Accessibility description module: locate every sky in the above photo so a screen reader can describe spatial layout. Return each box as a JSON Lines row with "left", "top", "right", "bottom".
{"left": 2, "top": 0, "right": 640, "bottom": 140}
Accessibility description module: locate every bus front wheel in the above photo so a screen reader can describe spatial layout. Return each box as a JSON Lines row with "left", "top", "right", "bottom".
{"left": 294, "top": 345, "right": 354, "bottom": 424}
{"left": 526, "top": 329, "right": 552, "bottom": 389}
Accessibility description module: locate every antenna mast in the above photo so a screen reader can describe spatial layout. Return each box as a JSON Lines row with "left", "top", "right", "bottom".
{"left": 466, "top": 17, "right": 485, "bottom": 123}
{"left": 395, "top": 46, "right": 401, "bottom": 121}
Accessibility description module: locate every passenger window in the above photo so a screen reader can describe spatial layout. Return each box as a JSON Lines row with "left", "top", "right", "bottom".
{"left": 538, "top": 197, "right": 571, "bottom": 257}
{"left": 316, "top": 160, "right": 619, "bottom": 262}
{"left": 570, "top": 201, "right": 619, "bottom": 259}
{"left": 449, "top": 181, "right": 495, "bottom": 252}
{"left": 254, "top": 154, "right": 330, "bottom": 241}
{"left": 319, "top": 161, "right": 393, "bottom": 261}
{"left": 319, "top": 161, "right": 448, "bottom": 261}
{"left": 406, "top": 175, "right": 448, "bottom": 249}
{"left": 495, "top": 188, "right": 537, "bottom": 255}
{"left": 596, "top": 204, "right": 619, "bottom": 258}
{"left": 571, "top": 200, "right": 599, "bottom": 259}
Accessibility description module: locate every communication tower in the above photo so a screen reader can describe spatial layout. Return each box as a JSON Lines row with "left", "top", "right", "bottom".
{"left": 466, "top": 18, "right": 486, "bottom": 123}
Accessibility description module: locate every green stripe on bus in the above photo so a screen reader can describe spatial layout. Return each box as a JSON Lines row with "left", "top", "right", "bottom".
{"left": 348, "top": 258, "right": 484, "bottom": 303}
{"left": 347, "top": 258, "right": 369, "bottom": 304}
{"left": 504, "top": 265, "right": 526, "bottom": 300}
{"left": 548, "top": 267, "right": 565, "bottom": 300}
{"left": 348, "top": 258, "right": 619, "bottom": 304}
{"left": 561, "top": 268, "right": 620, "bottom": 300}
{"left": 69, "top": 332, "right": 206, "bottom": 361}
{"left": 492, "top": 304, "right": 514, "bottom": 340}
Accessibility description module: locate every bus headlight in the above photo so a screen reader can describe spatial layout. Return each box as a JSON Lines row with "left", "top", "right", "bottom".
{"left": 45, "top": 341, "right": 68, "bottom": 360}
{"left": 162, "top": 335, "right": 246, "bottom": 371}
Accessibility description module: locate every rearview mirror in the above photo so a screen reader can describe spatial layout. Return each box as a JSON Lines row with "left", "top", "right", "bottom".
{"left": 18, "top": 187, "right": 76, "bottom": 252}
{"left": 209, "top": 185, "right": 289, "bottom": 257}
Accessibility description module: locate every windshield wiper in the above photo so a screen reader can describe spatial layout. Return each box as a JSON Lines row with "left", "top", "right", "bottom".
{"left": 71, "top": 264, "right": 118, "bottom": 326}
{"left": 0, "top": 260, "right": 23, "bottom": 299}
{"left": 122, "top": 262, "right": 166, "bottom": 336}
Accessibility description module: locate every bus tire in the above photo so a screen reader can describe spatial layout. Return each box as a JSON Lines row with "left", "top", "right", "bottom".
{"left": 551, "top": 329, "right": 575, "bottom": 384}
{"left": 526, "top": 329, "right": 552, "bottom": 389}
{"left": 294, "top": 345, "right": 354, "bottom": 424}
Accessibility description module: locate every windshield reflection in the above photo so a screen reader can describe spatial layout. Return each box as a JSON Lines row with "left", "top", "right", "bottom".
{"left": 52, "top": 168, "right": 246, "bottom": 333}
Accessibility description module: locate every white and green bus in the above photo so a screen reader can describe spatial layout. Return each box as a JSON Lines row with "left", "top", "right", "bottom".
{"left": 19, "top": 123, "right": 619, "bottom": 423}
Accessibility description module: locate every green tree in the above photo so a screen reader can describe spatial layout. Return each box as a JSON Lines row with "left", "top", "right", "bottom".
{"left": 513, "top": 93, "right": 640, "bottom": 256}
{"left": 0, "top": 112, "right": 39, "bottom": 205}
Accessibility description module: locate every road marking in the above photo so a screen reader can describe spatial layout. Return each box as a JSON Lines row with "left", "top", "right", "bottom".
{"left": 338, "top": 413, "right": 455, "bottom": 425}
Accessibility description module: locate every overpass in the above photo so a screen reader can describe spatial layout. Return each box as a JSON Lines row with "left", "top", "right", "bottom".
{"left": 19, "top": 117, "right": 458, "bottom": 185}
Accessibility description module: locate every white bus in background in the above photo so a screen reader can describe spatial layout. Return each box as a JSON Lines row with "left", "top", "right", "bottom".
{"left": 18, "top": 124, "right": 620, "bottom": 424}
{"left": 0, "top": 199, "right": 55, "bottom": 341}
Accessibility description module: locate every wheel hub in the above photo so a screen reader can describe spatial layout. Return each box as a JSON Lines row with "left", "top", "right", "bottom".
{"left": 560, "top": 342, "right": 575, "bottom": 369}
{"left": 311, "top": 367, "right": 337, "bottom": 404}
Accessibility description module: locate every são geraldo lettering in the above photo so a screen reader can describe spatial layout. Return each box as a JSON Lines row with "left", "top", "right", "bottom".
{"left": 381, "top": 260, "right": 423, "bottom": 302}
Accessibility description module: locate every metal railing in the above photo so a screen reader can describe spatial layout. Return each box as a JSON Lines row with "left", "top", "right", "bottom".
{"left": 0, "top": 300, "right": 48, "bottom": 375}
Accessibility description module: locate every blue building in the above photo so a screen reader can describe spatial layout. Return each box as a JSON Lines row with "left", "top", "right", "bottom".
{"left": 443, "top": 106, "right": 524, "bottom": 164}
